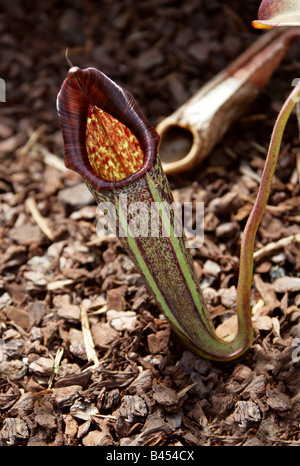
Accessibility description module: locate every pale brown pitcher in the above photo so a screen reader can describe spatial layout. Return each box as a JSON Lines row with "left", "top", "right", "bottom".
{"left": 156, "top": 28, "right": 300, "bottom": 176}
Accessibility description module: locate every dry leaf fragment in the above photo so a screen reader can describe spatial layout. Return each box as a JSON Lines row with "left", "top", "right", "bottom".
{"left": 25, "top": 197, "right": 54, "bottom": 241}
{"left": 80, "top": 304, "right": 99, "bottom": 366}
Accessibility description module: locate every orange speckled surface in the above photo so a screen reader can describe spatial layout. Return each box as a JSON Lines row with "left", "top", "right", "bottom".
{"left": 86, "top": 104, "right": 144, "bottom": 182}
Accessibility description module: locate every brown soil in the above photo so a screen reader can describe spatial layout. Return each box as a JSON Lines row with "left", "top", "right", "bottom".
{"left": 0, "top": 0, "right": 299, "bottom": 446}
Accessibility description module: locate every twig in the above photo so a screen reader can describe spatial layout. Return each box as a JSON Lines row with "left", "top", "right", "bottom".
{"left": 25, "top": 197, "right": 54, "bottom": 241}
{"left": 92, "top": 414, "right": 117, "bottom": 420}
{"left": 237, "top": 191, "right": 294, "bottom": 213}
{"left": 39, "top": 147, "right": 68, "bottom": 172}
{"left": 87, "top": 304, "right": 108, "bottom": 316}
{"left": 254, "top": 232, "right": 300, "bottom": 260}
{"left": 297, "top": 151, "right": 300, "bottom": 184}
{"left": 47, "top": 279, "right": 74, "bottom": 290}
{"left": 287, "top": 215, "right": 300, "bottom": 222}
{"left": 295, "top": 99, "right": 300, "bottom": 182}
{"left": 80, "top": 303, "right": 99, "bottom": 366}
{"left": 20, "top": 125, "right": 46, "bottom": 156}
{"left": 65, "top": 47, "right": 74, "bottom": 68}
{"left": 85, "top": 236, "right": 113, "bottom": 246}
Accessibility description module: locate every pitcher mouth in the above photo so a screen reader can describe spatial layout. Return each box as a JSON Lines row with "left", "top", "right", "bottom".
{"left": 57, "top": 66, "right": 160, "bottom": 191}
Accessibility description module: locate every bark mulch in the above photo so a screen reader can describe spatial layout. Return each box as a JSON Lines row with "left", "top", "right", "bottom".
{"left": 0, "top": 0, "right": 299, "bottom": 446}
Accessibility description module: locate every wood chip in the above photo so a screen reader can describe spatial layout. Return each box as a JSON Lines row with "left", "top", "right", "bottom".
{"left": 0, "top": 417, "right": 29, "bottom": 445}
{"left": 266, "top": 389, "right": 292, "bottom": 412}
{"left": 68, "top": 328, "right": 88, "bottom": 361}
{"left": 91, "top": 322, "right": 119, "bottom": 348}
{"left": 53, "top": 295, "right": 81, "bottom": 323}
{"left": 51, "top": 385, "right": 82, "bottom": 408}
{"left": 273, "top": 277, "right": 300, "bottom": 293}
{"left": 58, "top": 183, "right": 94, "bottom": 207}
{"left": 82, "top": 430, "right": 114, "bottom": 446}
{"left": 0, "top": 360, "right": 27, "bottom": 381}
{"left": 29, "top": 357, "right": 53, "bottom": 377}
{"left": 147, "top": 329, "right": 170, "bottom": 354}
{"left": 8, "top": 224, "right": 43, "bottom": 246}
{"left": 231, "top": 400, "right": 261, "bottom": 428}
{"left": 106, "top": 310, "right": 137, "bottom": 332}
{"left": 2, "top": 305, "right": 29, "bottom": 330}
{"left": 106, "top": 286, "right": 127, "bottom": 312}
{"left": 152, "top": 384, "right": 179, "bottom": 410}
{"left": 119, "top": 395, "right": 148, "bottom": 423}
